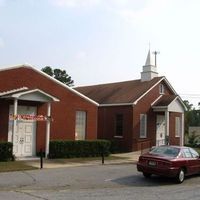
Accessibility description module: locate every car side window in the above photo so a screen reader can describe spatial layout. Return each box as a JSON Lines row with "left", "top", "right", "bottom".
{"left": 182, "top": 148, "right": 193, "bottom": 158}
{"left": 189, "top": 148, "right": 199, "bottom": 158}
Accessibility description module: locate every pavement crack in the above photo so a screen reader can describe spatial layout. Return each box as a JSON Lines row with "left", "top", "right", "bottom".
{"left": 21, "top": 171, "right": 37, "bottom": 183}
{"left": 15, "top": 190, "right": 49, "bottom": 200}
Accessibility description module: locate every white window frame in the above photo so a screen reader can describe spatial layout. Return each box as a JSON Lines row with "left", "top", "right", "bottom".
{"left": 140, "top": 114, "right": 147, "bottom": 138}
{"left": 159, "top": 84, "right": 165, "bottom": 94}
{"left": 175, "top": 117, "right": 181, "bottom": 137}
{"left": 115, "top": 114, "right": 123, "bottom": 138}
{"left": 75, "top": 111, "right": 87, "bottom": 140}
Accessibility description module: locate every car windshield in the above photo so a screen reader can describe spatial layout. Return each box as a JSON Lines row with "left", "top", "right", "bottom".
{"left": 150, "top": 146, "right": 180, "bottom": 157}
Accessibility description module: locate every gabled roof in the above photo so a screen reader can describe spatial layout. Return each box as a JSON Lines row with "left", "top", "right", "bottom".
{"left": 153, "top": 95, "right": 178, "bottom": 107}
{"left": 152, "top": 95, "right": 187, "bottom": 111}
{"left": 0, "top": 64, "right": 99, "bottom": 106}
{"left": 75, "top": 76, "right": 166, "bottom": 106}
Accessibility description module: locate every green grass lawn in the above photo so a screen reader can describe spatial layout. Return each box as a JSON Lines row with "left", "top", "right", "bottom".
{"left": 0, "top": 155, "right": 127, "bottom": 173}
{"left": 45, "top": 155, "right": 127, "bottom": 164}
{"left": 0, "top": 161, "right": 37, "bottom": 173}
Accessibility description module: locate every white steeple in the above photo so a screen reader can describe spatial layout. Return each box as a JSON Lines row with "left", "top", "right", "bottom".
{"left": 141, "top": 49, "right": 158, "bottom": 82}
{"left": 145, "top": 49, "right": 154, "bottom": 66}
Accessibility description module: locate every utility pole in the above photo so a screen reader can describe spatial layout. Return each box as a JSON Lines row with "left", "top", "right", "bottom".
{"left": 152, "top": 51, "right": 160, "bottom": 67}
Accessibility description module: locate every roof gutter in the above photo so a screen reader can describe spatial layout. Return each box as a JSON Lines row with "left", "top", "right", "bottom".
{"left": 99, "top": 103, "right": 134, "bottom": 107}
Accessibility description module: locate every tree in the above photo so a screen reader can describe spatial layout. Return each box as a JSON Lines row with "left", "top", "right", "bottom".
{"left": 184, "top": 100, "right": 200, "bottom": 135}
{"left": 183, "top": 100, "right": 193, "bottom": 111}
{"left": 42, "top": 66, "right": 74, "bottom": 87}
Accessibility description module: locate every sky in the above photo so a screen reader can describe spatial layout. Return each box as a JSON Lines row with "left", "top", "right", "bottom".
{"left": 0, "top": 0, "right": 200, "bottom": 107}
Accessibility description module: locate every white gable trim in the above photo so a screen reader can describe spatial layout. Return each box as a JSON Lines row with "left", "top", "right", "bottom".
{"left": 1, "top": 89, "right": 60, "bottom": 102}
{"left": 99, "top": 103, "right": 134, "bottom": 107}
{"left": 151, "top": 95, "right": 163, "bottom": 106}
{"left": 152, "top": 96, "right": 187, "bottom": 112}
{"left": 133, "top": 77, "right": 166, "bottom": 105}
{"left": 0, "top": 64, "right": 99, "bottom": 106}
{"left": 133, "top": 77, "right": 181, "bottom": 105}
{"left": 0, "top": 87, "right": 28, "bottom": 96}
{"left": 168, "top": 97, "right": 186, "bottom": 112}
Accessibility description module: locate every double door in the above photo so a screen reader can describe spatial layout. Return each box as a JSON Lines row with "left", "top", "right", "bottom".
{"left": 9, "top": 106, "right": 36, "bottom": 157}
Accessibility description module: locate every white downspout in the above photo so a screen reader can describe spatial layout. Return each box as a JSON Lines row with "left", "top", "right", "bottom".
{"left": 45, "top": 102, "right": 51, "bottom": 158}
{"left": 12, "top": 98, "right": 18, "bottom": 154}
{"left": 165, "top": 110, "right": 169, "bottom": 144}
{"left": 181, "top": 113, "right": 184, "bottom": 146}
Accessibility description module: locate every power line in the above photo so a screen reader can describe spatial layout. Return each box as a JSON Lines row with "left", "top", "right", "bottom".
{"left": 179, "top": 94, "right": 200, "bottom": 98}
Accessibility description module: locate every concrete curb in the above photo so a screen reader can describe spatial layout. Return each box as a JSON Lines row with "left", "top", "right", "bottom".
{"left": 25, "top": 152, "right": 141, "bottom": 169}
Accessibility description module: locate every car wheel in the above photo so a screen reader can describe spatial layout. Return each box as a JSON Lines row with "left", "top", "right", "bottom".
{"left": 176, "top": 168, "right": 185, "bottom": 183}
{"left": 143, "top": 172, "right": 152, "bottom": 178}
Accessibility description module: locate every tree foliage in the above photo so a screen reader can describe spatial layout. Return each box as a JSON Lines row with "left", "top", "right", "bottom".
{"left": 184, "top": 100, "right": 200, "bottom": 134}
{"left": 42, "top": 66, "right": 74, "bottom": 87}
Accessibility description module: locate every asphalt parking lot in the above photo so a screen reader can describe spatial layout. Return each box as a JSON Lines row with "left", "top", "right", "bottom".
{"left": 1, "top": 163, "right": 200, "bottom": 200}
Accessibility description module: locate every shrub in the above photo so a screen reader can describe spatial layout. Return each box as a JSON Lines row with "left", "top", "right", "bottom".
{"left": 109, "top": 140, "right": 122, "bottom": 153}
{"left": 49, "top": 140, "right": 111, "bottom": 159}
{"left": 0, "top": 142, "right": 13, "bottom": 161}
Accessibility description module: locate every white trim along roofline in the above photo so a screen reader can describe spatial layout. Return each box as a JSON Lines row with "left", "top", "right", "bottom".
{"left": 99, "top": 103, "right": 134, "bottom": 107}
{"left": 172, "top": 95, "right": 187, "bottom": 111}
{"left": 99, "top": 76, "right": 181, "bottom": 108}
{"left": 133, "top": 77, "right": 167, "bottom": 105}
{"left": 152, "top": 95, "right": 187, "bottom": 111}
{"left": 12, "top": 89, "right": 60, "bottom": 102}
{"left": 0, "top": 87, "right": 28, "bottom": 96}
{"left": 0, "top": 64, "right": 99, "bottom": 106}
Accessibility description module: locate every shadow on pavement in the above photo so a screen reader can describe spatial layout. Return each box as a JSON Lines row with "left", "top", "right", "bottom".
{"left": 112, "top": 174, "right": 184, "bottom": 187}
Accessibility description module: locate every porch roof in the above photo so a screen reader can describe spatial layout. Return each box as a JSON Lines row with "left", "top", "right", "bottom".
{"left": 152, "top": 95, "right": 186, "bottom": 112}
{"left": 0, "top": 88, "right": 59, "bottom": 102}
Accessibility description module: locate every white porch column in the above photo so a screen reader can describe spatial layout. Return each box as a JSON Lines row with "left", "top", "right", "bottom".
{"left": 165, "top": 110, "right": 169, "bottom": 144}
{"left": 180, "top": 113, "right": 184, "bottom": 146}
{"left": 45, "top": 102, "right": 51, "bottom": 158}
{"left": 12, "top": 98, "right": 18, "bottom": 145}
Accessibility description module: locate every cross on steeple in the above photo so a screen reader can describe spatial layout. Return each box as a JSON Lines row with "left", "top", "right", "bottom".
{"left": 152, "top": 51, "right": 160, "bottom": 67}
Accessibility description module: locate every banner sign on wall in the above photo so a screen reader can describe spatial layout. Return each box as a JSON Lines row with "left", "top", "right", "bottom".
{"left": 9, "top": 114, "right": 52, "bottom": 121}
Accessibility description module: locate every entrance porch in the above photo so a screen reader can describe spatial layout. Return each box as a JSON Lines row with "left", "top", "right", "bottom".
{"left": 0, "top": 87, "right": 59, "bottom": 158}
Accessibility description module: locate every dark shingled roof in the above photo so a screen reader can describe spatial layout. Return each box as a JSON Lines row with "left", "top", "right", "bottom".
{"left": 74, "top": 77, "right": 164, "bottom": 104}
{"left": 153, "top": 95, "right": 178, "bottom": 107}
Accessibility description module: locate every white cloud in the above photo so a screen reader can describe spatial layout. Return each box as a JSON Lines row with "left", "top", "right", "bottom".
{"left": 51, "top": 0, "right": 100, "bottom": 8}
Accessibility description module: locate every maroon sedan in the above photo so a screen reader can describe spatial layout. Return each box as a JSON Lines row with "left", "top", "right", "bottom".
{"left": 137, "top": 145, "right": 200, "bottom": 183}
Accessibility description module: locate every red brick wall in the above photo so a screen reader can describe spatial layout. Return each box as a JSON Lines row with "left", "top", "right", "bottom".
{"left": 0, "top": 67, "right": 98, "bottom": 152}
{"left": 169, "top": 112, "right": 182, "bottom": 145}
{"left": 97, "top": 79, "right": 181, "bottom": 152}
{"left": 0, "top": 100, "right": 10, "bottom": 141}
{"left": 98, "top": 106, "right": 133, "bottom": 152}
{"left": 132, "top": 80, "right": 175, "bottom": 151}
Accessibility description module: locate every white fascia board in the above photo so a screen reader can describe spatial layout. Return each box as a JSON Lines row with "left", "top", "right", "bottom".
{"left": 0, "top": 64, "right": 99, "bottom": 106}
{"left": 152, "top": 106, "right": 168, "bottom": 112}
{"left": 151, "top": 95, "right": 163, "bottom": 106}
{"left": 0, "top": 87, "right": 28, "bottom": 96}
{"left": 133, "top": 77, "right": 165, "bottom": 105}
{"left": 177, "top": 96, "right": 187, "bottom": 111}
{"left": 168, "top": 96, "right": 187, "bottom": 112}
{"left": 12, "top": 89, "right": 60, "bottom": 102}
{"left": 99, "top": 103, "right": 134, "bottom": 107}
{"left": 162, "top": 77, "right": 178, "bottom": 95}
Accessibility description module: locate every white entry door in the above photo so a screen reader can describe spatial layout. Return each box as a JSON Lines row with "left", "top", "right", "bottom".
{"left": 8, "top": 106, "right": 37, "bottom": 157}
{"left": 156, "top": 115, "right": 166, "bottom": 146}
